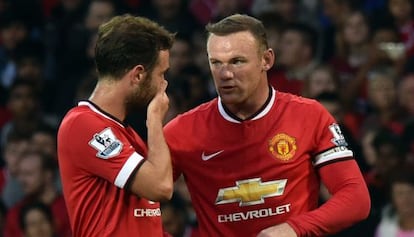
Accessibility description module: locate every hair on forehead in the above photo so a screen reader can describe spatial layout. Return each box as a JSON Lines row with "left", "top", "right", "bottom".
{"left": 206, "top": 14, "right": 269, "bottom": 50}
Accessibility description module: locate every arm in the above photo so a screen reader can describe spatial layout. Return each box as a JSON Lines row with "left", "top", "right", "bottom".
{"left": 288, "top": 159, "right": 370, "bottom": 236}
{"left": 129, "top": 81, "right": 173, "bottom": 201}
{"left": 258, "top": 159, "right": 370, "bottom": 237}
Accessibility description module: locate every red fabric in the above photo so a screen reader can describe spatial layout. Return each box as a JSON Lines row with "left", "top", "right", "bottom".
{"left": 4, "top": 195, "right": 71, "bottom": 237}
{"left": 41, "top": 0, "right": 59, "bottom": 18}
{"left": 399, "top": 20, "right": 414, "bottom": 57}
{"left": 0, "top": 169, "right": 6, "bottom": 195}
{"left": 58, "top": 101, "right": 163, "bottom": 237}
{"left": 0, "top": 107, "right": 12, "bottom": 129}
{"left": 287, "top": 160, "right": 370, "bottom": 236}
{"left": 164, "top": 89, "right": 365, "bottom": 236}
{"left": 268, "top": 68, "right": 303, "bottom": 96}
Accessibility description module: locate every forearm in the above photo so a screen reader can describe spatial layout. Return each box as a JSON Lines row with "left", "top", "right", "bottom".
{"left": 287, "top": 160, "right": 370, "bottom": 236}
{"left": 146, "top": 118, "right": 173, "bottom": 197}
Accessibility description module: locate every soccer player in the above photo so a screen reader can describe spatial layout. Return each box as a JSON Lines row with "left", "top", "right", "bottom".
{"left": 164, "top": 14, "right": 370, "bottom": 237}
{"left": 57, "top": 15, "right": 174, "bottom": 237}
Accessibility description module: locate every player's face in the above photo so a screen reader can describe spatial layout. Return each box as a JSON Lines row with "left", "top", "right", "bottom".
{"left": 126, "top": 50, "right": 169, "bottom": 111}
{"left": 207, "top": 31, "right": 270, "bottom": 106}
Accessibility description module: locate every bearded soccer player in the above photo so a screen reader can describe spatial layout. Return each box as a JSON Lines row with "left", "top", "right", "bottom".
{"left": 164, "top": 14, "right": 370, "bottom": 237}
{"left": 57, "top": 15, "right": 174, "bottom": 237}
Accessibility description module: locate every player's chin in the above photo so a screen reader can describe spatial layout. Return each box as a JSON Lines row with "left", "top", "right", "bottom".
{"left": 219, "top": 94, "right": 240, "bottom": 105}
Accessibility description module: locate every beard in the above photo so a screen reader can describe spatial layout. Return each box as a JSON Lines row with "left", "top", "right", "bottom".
{"left": 125, "top": 73, "right": 157, "bottom": 113}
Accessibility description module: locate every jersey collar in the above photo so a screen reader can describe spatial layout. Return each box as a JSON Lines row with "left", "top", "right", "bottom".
{"left": 218, "top": 86, "right": 276, "bottom": 123}
{"left": 78, "top": 100, "right": 126, "bottom": 128}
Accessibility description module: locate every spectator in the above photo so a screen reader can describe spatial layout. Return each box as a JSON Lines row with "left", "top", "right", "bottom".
{"left": 84, "top": 0, "right": 117, "bottom": 31}
{"left": 375, "top": 167, "right": 414, "bottom": 237}
{"left": 0, "top": 13, "right": 30, "bottom": 88}
{"left": 386, "top": 0, "right": 414, "bottom": 57}
{"left": 1, "top": 132, "right": 29, "bottom": 208}
{"left": 362, "top": 68, "right": 406, "bottom": 136}
{"left": 139, "top": 0, "right": 201, "bottom": 38}
{"left": 0, "top": 80, "right": 57, "bottom": 150}
{"left": 398, "top": 73, "right": 414, "bottom": 118}
{"left": 19, "top": 202, "right": 56, "bottom": 237}
{"left": 268, "top": 22, "right": 319, "bottom": 95}
{"left": 4, "top": 151, "right": 71, "bottom": 237}
{"left": 302, "top": 64, "right": 340, "bottom": 98}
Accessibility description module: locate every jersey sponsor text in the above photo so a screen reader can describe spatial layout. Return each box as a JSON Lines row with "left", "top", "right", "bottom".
{"left": 134, "top": 208, "right": 161, "bottom": 217}
{"left": 218, "top": 203, "right": 291, "bottom": 223}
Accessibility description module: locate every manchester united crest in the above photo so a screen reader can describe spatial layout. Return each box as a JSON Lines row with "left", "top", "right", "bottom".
{"left": 269, "top": 133, "right": 297, "bottom": 161}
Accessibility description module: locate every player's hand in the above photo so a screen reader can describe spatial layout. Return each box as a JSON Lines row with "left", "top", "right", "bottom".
{"left": 147, "top": 80, "right": 169, "bottom": 123}
{"left": 257, "top": 223, "right": 297, "bottom": 237}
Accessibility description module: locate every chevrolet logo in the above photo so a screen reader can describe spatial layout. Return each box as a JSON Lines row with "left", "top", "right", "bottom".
{"left": 215, "top": 178, "right": 287, "bottom": 206}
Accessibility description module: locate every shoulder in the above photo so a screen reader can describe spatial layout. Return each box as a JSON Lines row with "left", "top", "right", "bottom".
{"left": 276, "top": 91, "right": 325, "bottom": 112}
{"left": 165, "top": 99, "right": 217, "bottom": 129}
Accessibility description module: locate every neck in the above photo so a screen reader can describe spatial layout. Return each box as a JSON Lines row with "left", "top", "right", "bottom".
{"left": 225, "top": 85, "right": 271, "bottom": 120}
{"left": 89, "top": 80, "right": 127, "bottom": 121}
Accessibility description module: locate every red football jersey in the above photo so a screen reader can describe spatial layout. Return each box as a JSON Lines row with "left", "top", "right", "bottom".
{"left": 164, "top": 88, "right": 354, "bottom": 237}
{"left": 58, "top": 101, "right": 164, "bottom": 237}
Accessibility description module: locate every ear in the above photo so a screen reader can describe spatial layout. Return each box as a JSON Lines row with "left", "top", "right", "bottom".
{"left": 129, "top": 65, "right": 146, "bottom": 85}
{"left": 262, "top": 48, "right": 275, "bottom": 71}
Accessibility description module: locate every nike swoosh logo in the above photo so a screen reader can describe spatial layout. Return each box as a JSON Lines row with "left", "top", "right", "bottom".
{"left": 201, "top": 150, "right": 224, "bottom": 161}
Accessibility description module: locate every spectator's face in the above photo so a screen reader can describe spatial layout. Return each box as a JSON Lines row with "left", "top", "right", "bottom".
{"left": 17, "top": 58, "right": 43, "bottom": 82}
{"left": 0, "top": 22, "right": 27, "bottom": 50}
{"left": 4, "top": 140, "right": 29, "bottom": 175}
{"left": 279, "top": 31, "right": 307, "bottom": 67}
{"left": 398, "top": 75, "right": 414, "bottom": 115}
{"left": 7, "top": 85, "right": 37, "bottom": 118}
{"left": 207, "top": 31, "right": 273, "bottom": 105}
{"left": 368, "top": 75, "right": 396, "bottom": 110}
{"left": 343, "top": 12, "right": 369, "bottom": 46}
{"left": 18, "top": 155, "right": 46, "bottom": 196}
{"left": 169, "top": 39, "right": 192, "bottom": 77}
{"left": 31, "top": 132, "right": 57, "bottom": 158}
{"left": 85, "top": 1, "right": 115, "bottom": 31}
{"left": 392, "top": 182, "right": 414, "bottom": 218}
{"left": 307, "top": 69, "right": 336, "bottom": 98}
{"left": 389, "top": 0, "right": 413, "bottom": 21}
{"left": 23, "top": 208, "right": 54, "bottom": 237}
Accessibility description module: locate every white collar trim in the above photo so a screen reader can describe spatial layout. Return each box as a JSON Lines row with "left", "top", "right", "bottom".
{"left": 218, "top": 87, "right": 276, "bottom": 123}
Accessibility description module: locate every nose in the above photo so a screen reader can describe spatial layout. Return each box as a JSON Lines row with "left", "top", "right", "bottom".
{"left": 219, "top": 66, "right": 234, "bottom": 80}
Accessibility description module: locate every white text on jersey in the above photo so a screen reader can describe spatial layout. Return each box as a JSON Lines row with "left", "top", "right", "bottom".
{"left": 218, "top": 203, "right": 291, "bottom": 223}
{"left": 134, "top": 208, "right": 161, "bottom": 217}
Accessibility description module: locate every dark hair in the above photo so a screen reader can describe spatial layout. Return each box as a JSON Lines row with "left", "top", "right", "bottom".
{"left": 372, "top": 127, "right": 406, "bottom": 156}
{"left": 205, "top": 14, "right": 269, "bottom": 52}
{"left": 95, "top": 14, "right": 175, "bottom": 79}
{"left": 390, "top": 167, "right": 414, "bottom": 187}
{"left": 315, "top": 92, "right": 341, "bottom": 104}
{"left": 19, "top": 202, "right": 54, "bottom": 231}
{"left": 8, "top": 79, "right": 39, "bottom": 101}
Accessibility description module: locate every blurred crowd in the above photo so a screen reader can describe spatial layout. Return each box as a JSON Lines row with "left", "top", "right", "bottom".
{"left": 0, "top": 0, "right": 414, "bottom": 237}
